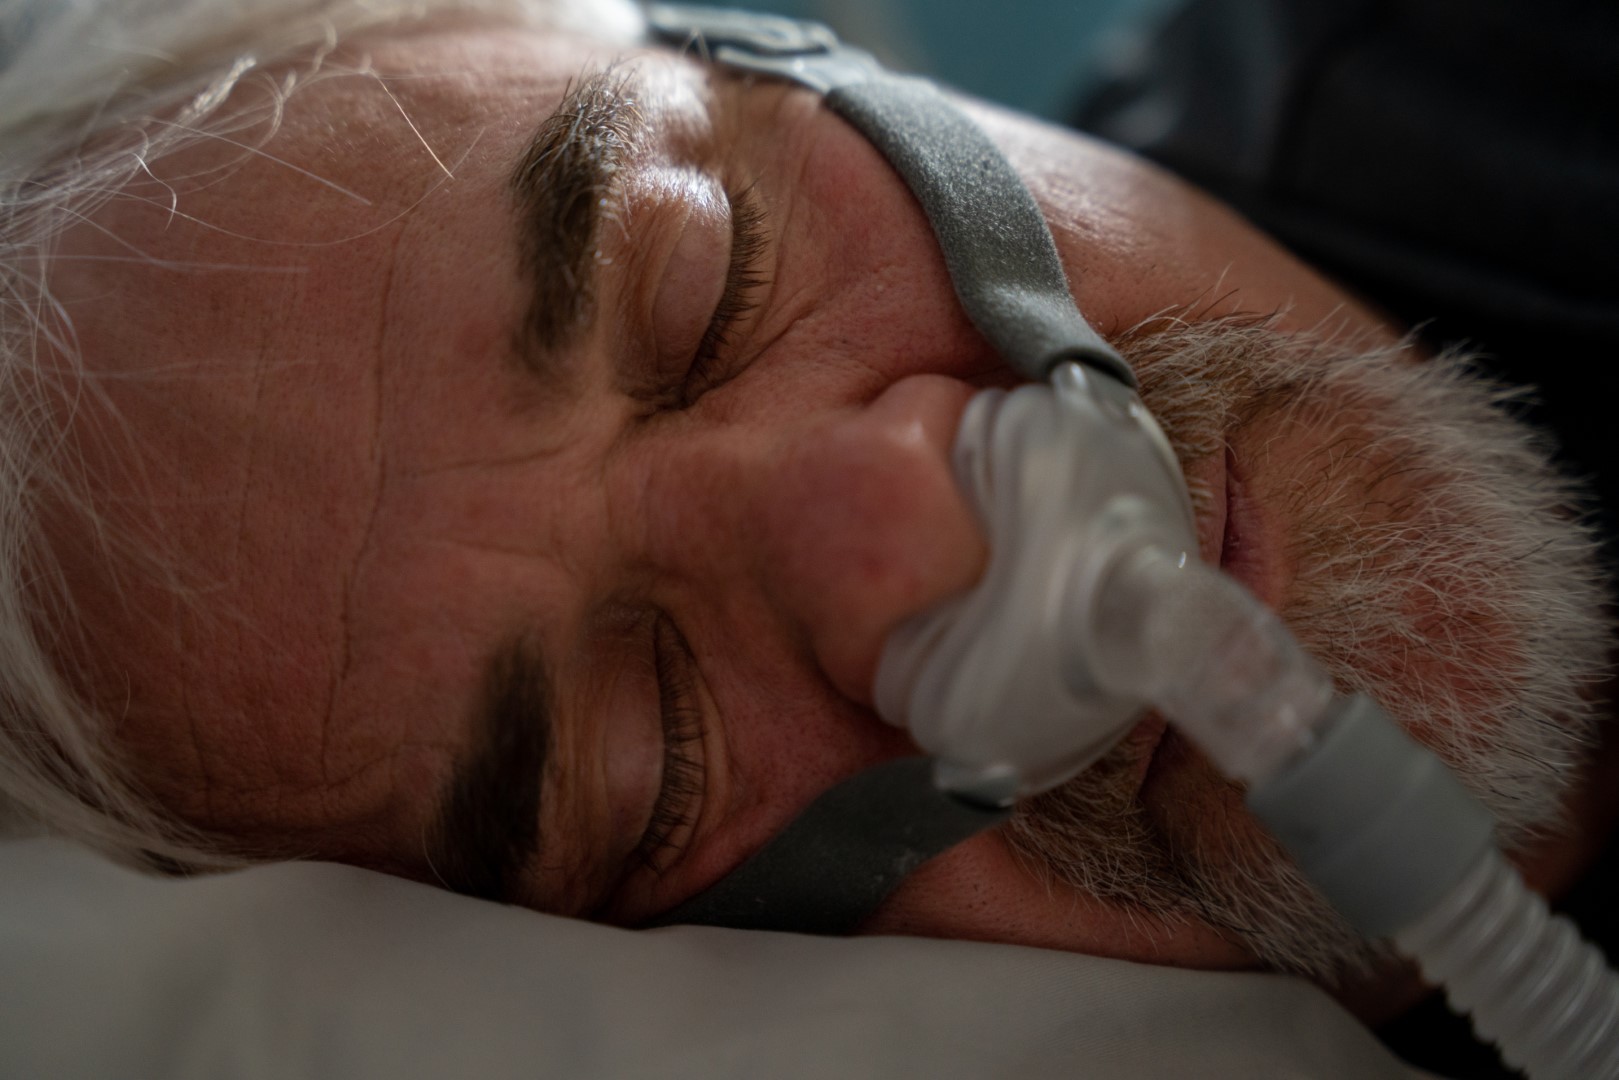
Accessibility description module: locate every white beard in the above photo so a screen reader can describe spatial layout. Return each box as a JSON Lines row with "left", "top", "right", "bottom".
{"left": 1006, "top": 318, "right": 1613, "bottom": 982}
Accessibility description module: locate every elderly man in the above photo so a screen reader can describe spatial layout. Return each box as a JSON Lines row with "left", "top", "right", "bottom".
{"left": 1, "top": 0, "right": 1613, "bottom": 1063}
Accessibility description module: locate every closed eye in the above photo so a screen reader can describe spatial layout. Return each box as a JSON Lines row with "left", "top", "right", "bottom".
{"left": 678, "top": 182, "right": 768, "bottom": 407}
{"left": 631, "top": 613, "right": 707, "bottom": 874}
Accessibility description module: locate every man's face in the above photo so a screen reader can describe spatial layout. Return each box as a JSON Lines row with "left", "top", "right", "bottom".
{"left": 45, "top": 20, "right": 1596, "bottom": 976}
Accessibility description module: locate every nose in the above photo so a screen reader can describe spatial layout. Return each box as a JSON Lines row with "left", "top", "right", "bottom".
{"left": 755, "top": 374, "right": 989, "bottom": 706}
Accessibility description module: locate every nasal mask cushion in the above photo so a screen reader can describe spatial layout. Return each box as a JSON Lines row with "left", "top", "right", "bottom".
{"left": 645, "top": 3, "right": 1145, "bottom": 934}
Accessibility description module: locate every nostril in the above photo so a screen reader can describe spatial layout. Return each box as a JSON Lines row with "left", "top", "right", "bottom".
{"left": 761, "top": 375, "right": 989, "bottom": 707}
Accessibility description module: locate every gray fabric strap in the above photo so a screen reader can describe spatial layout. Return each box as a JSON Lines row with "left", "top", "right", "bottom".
{"left": 650, "top": 757, "right": 1011, "bottom": 934}
{"left": 645, "top": 3, "right": 1133, "bottom": 387}
{"left": 824, "top": 78, "right": 1133, "bottom": 386}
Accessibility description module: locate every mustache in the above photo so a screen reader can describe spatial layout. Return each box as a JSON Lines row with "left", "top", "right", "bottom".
{"left": 1002, "top": 314, "right": 1612, "bottom": 982}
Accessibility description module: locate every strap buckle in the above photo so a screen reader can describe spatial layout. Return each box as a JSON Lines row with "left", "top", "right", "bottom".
{"left": 644, "top": 3, "right": 882, "bottom": 93}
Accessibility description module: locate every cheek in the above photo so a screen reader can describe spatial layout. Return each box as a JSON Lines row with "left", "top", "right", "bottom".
{"left": 782, "top": 117, "right": 983, "bottom": 369}
{"left": 666, "top": 596, "right": 920, "bottom": 888}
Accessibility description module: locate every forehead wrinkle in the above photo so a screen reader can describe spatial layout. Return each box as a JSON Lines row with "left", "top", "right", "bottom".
{"left": 509, "top": 64, "right": 648, "bottom": 363}
{"left": 295, "top": 205, "right": 401, "bottom": 818}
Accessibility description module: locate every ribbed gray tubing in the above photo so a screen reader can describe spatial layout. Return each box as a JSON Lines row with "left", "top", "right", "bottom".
{"left": 826, "top": 78, "right": 1134, "bottom": 388}
{"left": 1397, "top": 851, "right": 1619, "bottom": 1080}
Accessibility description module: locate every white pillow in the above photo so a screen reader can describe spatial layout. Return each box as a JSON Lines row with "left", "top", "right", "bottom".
{"left": 0, "top": 838, "right": 1431, "bottom": 1079}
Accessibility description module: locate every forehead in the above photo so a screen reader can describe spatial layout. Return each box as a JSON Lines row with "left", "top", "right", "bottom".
{"left": 45, "top": 23, "right": 695, "bottom": 847}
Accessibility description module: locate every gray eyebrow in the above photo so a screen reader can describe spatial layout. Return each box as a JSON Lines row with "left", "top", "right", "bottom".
{"left": 508, "top": 66, "right": 646, "bottom": 373}
{"left": 428, "top": 635, "right": 551, "bottom": 903}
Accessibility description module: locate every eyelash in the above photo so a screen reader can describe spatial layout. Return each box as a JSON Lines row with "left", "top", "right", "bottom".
{"left": 679, "top": 183, "right": 769, "bottom": 406}
{"left": 632, "top": 614, "right": 707, "bottom": 873}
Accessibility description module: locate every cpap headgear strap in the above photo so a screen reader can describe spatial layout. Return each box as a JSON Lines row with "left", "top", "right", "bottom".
{"left": 645, "top": 4, "right": 1133, "bottom": 387}
{"left": 643, "top": 4, "right": 1130, "bottom": 934}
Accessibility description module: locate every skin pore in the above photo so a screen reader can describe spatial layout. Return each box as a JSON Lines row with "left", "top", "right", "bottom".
{"left": 40, "top": 16, "right": 1613, "bottom": 1000}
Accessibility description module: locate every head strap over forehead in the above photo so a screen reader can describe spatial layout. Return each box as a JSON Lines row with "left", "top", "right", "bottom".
{"left": 646, "top": 3, "right": 1135, "bottom": 389}
{"left": 643, "top": 4, "right": 1124, "bottom": 935}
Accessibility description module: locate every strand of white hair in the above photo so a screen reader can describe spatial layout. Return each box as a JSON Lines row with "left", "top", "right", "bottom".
{"left": 0, "top": 0, "right": 642, "bottom": 867}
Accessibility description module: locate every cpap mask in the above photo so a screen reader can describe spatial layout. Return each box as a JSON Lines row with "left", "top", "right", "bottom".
{"left": 643, "top": 7, "right": 1619, "bottom": 1077}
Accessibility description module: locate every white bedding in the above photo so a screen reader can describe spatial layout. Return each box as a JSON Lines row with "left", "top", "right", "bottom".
{"left": 0, "top": 837, "right": 1434, "bottom": 1079}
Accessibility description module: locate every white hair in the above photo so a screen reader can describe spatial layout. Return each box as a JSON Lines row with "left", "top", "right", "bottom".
{"left": 0, "top": 0, "right": 643, "bottom": 866}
